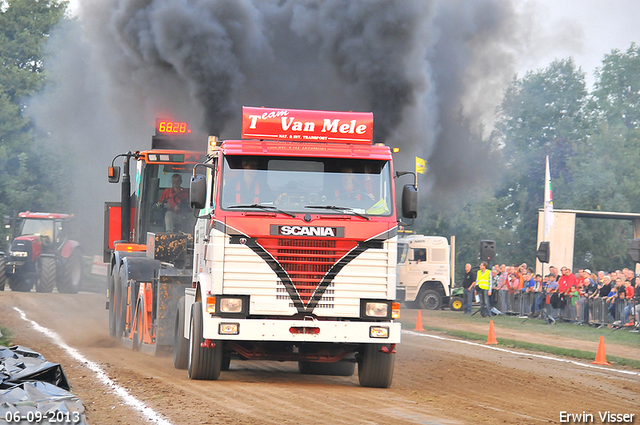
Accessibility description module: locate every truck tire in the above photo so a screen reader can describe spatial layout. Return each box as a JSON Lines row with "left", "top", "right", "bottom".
{"left": 357, "top": 344, "right": 395, "bottom": 388}
{"left": 0, "top": 257, "right": 6, "bottom": 291}
{"left": 450, "top": 296, "right": 463, "bottom": 311}
{"left": 114, "top": 265, "right": 127, "bottom": 339}
{"left": 299, "top": 361, "right": 356, "bottom": 376}
{"left": 108, "top": 264, "right": 117, "bottom": 337}
{"left": 173, "top": 296, "right": 189, "bottom": 369}
{"left": 417, "top": 289, "right": 442, "bottom": 310}
{"left": 188, "top": 301, "right": 222, "bottom": 380}
{"left": 57, "top": 250, "right": 82, "bottom": 294}
{"left": 35, "top": 257, "right": 56, "bottom": 293}
{"left": 133, "top": 299, "right": 146, "bottom": 351}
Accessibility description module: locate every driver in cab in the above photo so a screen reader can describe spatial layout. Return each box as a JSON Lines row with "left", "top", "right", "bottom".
{"left": 158, "top": 173, "right": 189, "bottom": 231}
{"left": 334, "top": 167, "right": 375, "bottom": 203}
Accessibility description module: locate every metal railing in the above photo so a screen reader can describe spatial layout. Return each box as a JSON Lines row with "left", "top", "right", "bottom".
{"left": 491, "top": 290, "right": 638, "bottom": 326}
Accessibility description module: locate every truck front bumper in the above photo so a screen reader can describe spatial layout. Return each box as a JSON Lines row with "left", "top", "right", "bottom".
{"left": 202, "top": 317, "right": 402, "bottom": 344}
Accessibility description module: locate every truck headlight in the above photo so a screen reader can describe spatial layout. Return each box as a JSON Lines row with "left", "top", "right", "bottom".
{"left": 370, "top": 326, "right": 389, "bottom": 338}
{"left": 219, "top": 323, "right": 239, "bottom": 335}
{"left": 365, "top": 302, "right": 388, "bottom": 318}
{"left": 220, "top": 297, "right": 243, "bottom": 313}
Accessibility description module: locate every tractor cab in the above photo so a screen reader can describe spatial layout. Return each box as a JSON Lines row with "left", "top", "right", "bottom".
{"left": 17, "top": 213, "right": 71, "bottom": 252}
{"left": 5, "top": 212, "right": 82, "bottom": 293}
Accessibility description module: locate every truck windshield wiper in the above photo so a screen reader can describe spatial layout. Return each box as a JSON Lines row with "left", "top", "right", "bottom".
{"left": 304, "top": 205, "right": 370, "bottom": 220}
{"left": 228, "top": 203, "right": 296, "bottom": 218}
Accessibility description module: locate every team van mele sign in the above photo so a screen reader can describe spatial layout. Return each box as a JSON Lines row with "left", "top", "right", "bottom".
{"left": 242, "top": 106, "right": 373, "bottom": 144}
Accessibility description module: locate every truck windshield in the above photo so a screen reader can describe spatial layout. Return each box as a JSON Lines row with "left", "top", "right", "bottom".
{"left": 220, "top": 156, "right": 393, "bottom": 216}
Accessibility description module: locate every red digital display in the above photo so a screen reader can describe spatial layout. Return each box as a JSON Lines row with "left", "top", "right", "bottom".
{"left": 156, "top": 119, "right": 192, "bottom": 135}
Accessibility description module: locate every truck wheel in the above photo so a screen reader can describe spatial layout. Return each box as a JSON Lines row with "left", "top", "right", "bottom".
{"left": 114, "top": 266, "right": 127, "bottom": 338}
{"left": 0, "top": 257, "right": 6, "bottom": 291}
{"left": 417, "top": 289, "right": 441, "bottom": 310}
{"left": 188, "top": 301, "right": 222, "bottom": 380}
{"left": 57, "top": 250, "right": 82, "bottom": 294}
{"left": 108, "top": 265, "right": 117, "bottom": 337}
{"left": 9, "top": 276, "right": 33, "bottom": 292}
{"left": 133, "top": 299, "right": 146, "bottom": 350}
{"left": 299, "top": 361, "right": 356, "bottom": 376}
{"left": 450, "top": 296, "right": 464, "bottom": 311}
{"left": 357, "top": 344, "right": 395, "bottom": 388}
{"left": 35, "top": 257, "right": 56, "bottom": 293}
{"left": 173, "top": 296, "right": 189, "bottom": 369}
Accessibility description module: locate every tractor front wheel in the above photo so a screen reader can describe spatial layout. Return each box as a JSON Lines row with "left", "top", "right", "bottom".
{"left": 35, "top": 257, "right": 56, "bottom": 293}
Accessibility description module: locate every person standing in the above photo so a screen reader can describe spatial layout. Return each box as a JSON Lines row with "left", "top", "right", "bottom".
{"left": 557, "top": 267, "right": 578, "bottom": 294}
{"left": 470, "top": 262, "right": 491, "bottom": 317}
{"left": 462, "top": 263, "right": 474, "bottom": 314}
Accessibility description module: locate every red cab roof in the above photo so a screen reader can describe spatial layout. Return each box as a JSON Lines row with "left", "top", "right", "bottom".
{"left": 19, "top": 212, "right": 74, "bottom": 220}
{"left": 242, "top": 107, "right": 374, "bottom": 145}
{"left": 220, "top": 140, "right": 392, "bottom": 160}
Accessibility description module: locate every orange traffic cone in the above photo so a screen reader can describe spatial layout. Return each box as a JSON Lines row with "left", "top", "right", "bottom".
{"left": 485, "top": 320, "right": 498, "bottom": 345}
{"left": 414, "top": 310, "right": 425, "bottom": 331}
{"left": 592, "top": 336, "right": 610, "bottom": 365}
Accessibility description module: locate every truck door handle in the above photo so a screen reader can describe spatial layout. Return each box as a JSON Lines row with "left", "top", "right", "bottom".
{"left": 423, "top": 271, "right": 428, "bottom": 274}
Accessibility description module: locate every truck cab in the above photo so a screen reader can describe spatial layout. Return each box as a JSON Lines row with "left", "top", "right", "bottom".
{"left": 396, "top": 235, "right": 451, "bottom": 310}
{"left": 178, "top": 107, "right": 418, "bottom": 388}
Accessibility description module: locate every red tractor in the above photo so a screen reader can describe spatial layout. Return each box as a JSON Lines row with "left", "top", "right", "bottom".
{"left": 3, "top": 212, "right": 83, "bottom": 293}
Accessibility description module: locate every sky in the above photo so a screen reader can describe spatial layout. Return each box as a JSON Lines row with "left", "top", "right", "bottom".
{"left": 512, "top": 0, "right": 640, "bottom": 88}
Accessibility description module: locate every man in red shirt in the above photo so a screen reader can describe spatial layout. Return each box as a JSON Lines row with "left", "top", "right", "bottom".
{"left": 557, "top": 267, "right": 578, "bottom": 294}
{"left": 158, "top": 173, "right": 189, "bottom": 231}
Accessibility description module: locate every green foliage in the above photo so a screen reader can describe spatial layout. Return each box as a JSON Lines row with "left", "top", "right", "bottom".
{"left": 0, "top": 326, "right": 12, "bottom": 347}
{"left": 421, "top": 49, "right": 640, "bottom": 272}
{"left": 0, "top": 0, "right": 69, "bottom": 249}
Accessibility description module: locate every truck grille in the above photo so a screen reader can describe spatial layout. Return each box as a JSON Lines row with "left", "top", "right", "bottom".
{"left": 257, "top": 237, "right": 357, "bottom": 305}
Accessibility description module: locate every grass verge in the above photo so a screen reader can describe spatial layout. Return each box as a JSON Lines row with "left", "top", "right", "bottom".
{"left": 404, "top": 321, "right": 640, "bottom": 370}
{"left": 416, "top": 309, "right": 640, "bottom": 349}
{"left": 0, "top": 326, "right": 12, "bottom": 347}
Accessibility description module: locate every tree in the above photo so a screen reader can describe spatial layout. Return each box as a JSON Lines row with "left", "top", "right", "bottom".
{"left": 0, "top": 0, "right": 69, "bottom": 247}
{"left": 492, "top": 58, "right": 589, "bottom": 265}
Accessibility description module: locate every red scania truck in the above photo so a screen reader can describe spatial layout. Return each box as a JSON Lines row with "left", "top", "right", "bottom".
{"left": 175, "top": 107, "right": 418, "bottom": 388}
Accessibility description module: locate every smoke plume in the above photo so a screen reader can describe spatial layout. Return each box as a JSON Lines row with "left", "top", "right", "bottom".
{"left": 27, "top": 0, "right": 530, "bottom": 253}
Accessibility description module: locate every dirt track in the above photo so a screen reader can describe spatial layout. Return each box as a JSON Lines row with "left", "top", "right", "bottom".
{"left": 1, "top": 291, "right": 638, "bottom": 425}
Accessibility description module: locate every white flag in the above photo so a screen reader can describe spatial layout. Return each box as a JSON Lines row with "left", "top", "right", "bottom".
{"left": 544, "top": 156, "right": 554, "bottom": 237}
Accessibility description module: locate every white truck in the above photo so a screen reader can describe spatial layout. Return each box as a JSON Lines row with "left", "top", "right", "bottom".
{"left": 173, "top": 107, "right": 418, "bottom": 388}
{"left": 396, "top": 235, "right": 458, "bottom": 310}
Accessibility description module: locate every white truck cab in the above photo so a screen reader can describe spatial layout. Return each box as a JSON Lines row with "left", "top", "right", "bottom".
{"left": 396, "top": 235, "right": 451, "bottom": 309}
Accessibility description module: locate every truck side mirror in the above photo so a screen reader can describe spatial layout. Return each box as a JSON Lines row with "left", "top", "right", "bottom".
{"left": 401, "top": 184, "right": 418, "bottom": 219}
{"left": 190, "top": 175, "right": 207, "bottom": 210}
{"left": 108, "top": 166, "right": 121, "bottom": 183}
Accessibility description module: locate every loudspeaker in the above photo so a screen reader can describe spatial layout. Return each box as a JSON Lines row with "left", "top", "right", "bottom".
{"left": 479, "top": 240, "right": 496, "bottom": 262}
{"left": 536, "top": 241, "right": 550, "bottom": 263}
{"left": 628, "top": 239, "right": 640, "bottom": 263}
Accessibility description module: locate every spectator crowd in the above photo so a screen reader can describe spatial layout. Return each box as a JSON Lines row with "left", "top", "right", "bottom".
{"left": 466, "top": 263, "right": 640, "bottom": 327}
